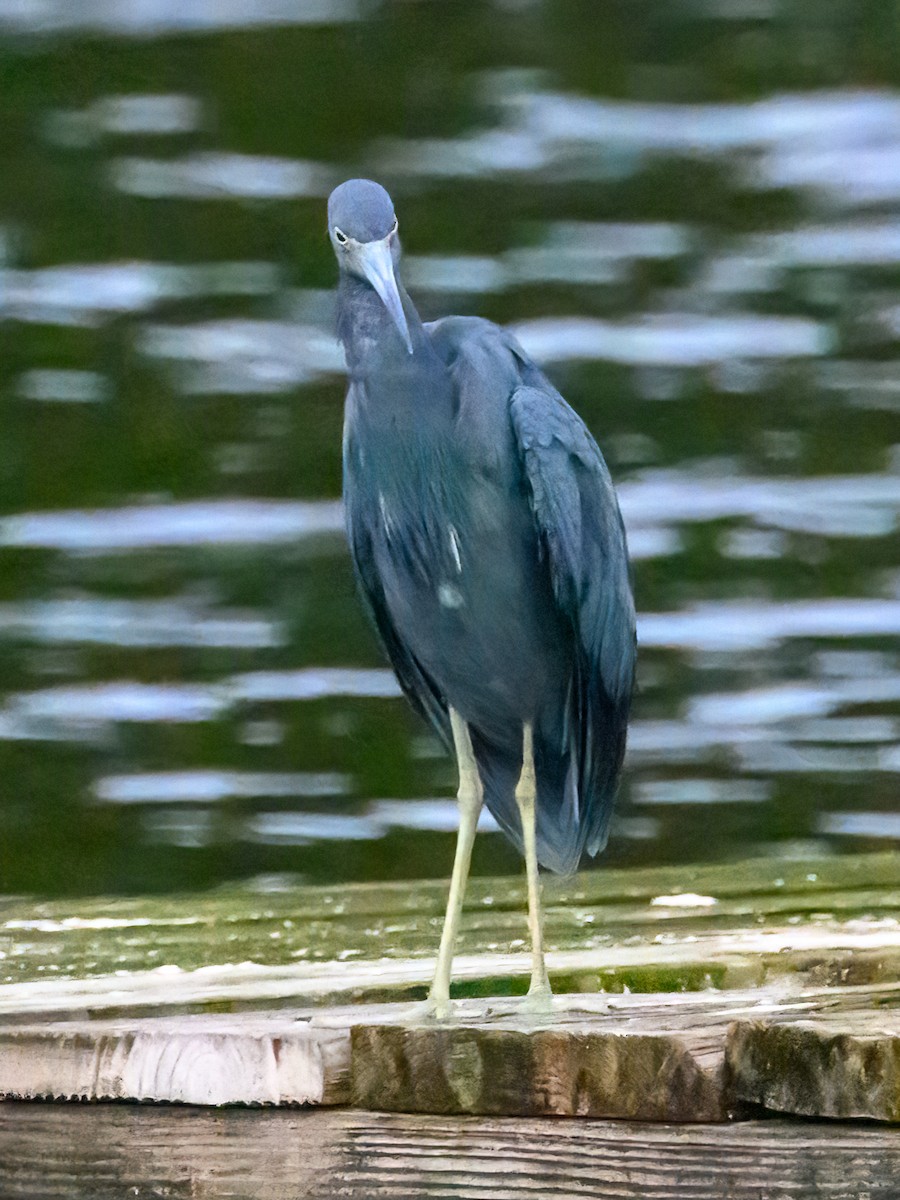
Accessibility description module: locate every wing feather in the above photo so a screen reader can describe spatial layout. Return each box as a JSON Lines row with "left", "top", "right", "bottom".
{"left": 343, "top": 417, "right": 452, "bottom": 750}
{"left": 510, "top": 381, "right": 636, "bottom": 855}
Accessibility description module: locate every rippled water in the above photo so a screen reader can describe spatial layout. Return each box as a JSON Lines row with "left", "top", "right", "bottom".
{"left": 0, "top": 0, "right": 898, "bottom": 897}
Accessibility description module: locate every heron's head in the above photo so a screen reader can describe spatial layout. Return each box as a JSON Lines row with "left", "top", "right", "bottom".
{"left": 327, "top": 179, "right": 411, "bottom": 353}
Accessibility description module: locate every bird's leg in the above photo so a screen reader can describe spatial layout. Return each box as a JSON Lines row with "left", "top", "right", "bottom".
{"left": 425, "top": 707, "right": 484, "bottom": 1020}
{"left": 515, "top": 722, "right": 552, "bottom": 1011}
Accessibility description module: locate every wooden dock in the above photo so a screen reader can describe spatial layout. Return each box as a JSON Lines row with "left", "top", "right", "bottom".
{"left": 4, "top": 1105, "right": 900, "bottom": 1199}
{"left": 1, "top": 850, "right": 898, "bottom": 1197}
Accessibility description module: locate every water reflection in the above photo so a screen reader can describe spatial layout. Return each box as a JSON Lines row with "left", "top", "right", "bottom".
{"left": 17, "top": 370, "right": 109, "bottom": 404}
{"left": 634, "top": 779, "right": 772, "bottom": 806}
{"left": 113, "top": 153, "right": 334, "bottom": 200}
{"left": 0, "top": 500, "right": 343, "bottom": 550}
{"left": 93, "top": 769, "right": 349, "bottom": 803}
{"left": 0, "top": 0, "right": 898, "bottom": 896}
{"left": 138, "top": 319, "right": 342, "bottom": 392}
{"left": 513, "top": 313, "right": 831, "bottom": 367}
{"left": 379, "top": 78, "right": 900, "bottom": 206}
{"left": 0, "top": 598, "right": 282, "bottom": 648}
{"left": 2, "top": 261, "right": 278, "bottom": 325}
{"left": 45, "top": 94, "right": 203, "bottom": 145}
{"left": 0, "top": 0, "right": 364, "bottom": 36}
{"left": 0, "top": 668, "right": 402, "bottom": 741}
{"left": 640, "top": 599, "right": 900, "bottom": 653}
{"left": 818, "top": 812, "right": 900, "bottom": 839}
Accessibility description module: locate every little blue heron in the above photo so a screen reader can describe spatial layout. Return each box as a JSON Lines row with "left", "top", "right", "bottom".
{"left": 329, "top": 179, "right": 635, "bottom": 1017}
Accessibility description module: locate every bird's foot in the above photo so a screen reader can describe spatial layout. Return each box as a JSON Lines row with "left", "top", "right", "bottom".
{"left": 519, "top": 980, "right": 554, "bottom": 1017}
{"left": 407, "top": 993, "right": 453, "bottom": 1023}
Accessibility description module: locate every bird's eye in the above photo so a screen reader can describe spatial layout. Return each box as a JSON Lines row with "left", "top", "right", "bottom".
{"left": 334, "top": 227, "right": 349, "bottom": 245}
{"left": 390, "top": 218, "right": 399, "bottom": 237}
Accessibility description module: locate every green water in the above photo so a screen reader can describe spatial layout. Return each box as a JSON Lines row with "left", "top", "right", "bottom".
{"left": 0, "top": 0, "right": 898, "bottom": 898}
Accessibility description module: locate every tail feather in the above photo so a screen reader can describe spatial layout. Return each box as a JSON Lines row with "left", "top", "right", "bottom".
{"left": 469, "top": 725, "right": 622, "bottom": 875}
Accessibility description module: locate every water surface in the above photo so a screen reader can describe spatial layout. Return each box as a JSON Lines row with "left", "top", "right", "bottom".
{"left": 0, "top": 0, "right": 898, "bottom": 898}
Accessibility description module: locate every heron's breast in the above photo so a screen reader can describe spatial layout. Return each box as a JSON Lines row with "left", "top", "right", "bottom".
{"left": 373, "top": 464, "right": 570, "bottom": 725}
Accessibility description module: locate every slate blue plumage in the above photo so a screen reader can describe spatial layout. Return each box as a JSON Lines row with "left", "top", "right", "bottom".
{"left": 328, "top": 177, "right": 633, "bottom": 873}
{"left": 328, "top": 179, "right": 635, "bottom": 1011}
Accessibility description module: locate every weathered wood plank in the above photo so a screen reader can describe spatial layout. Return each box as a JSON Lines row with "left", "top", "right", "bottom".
{"left": 350, "top": 985, "right": 900, "bottom": 1121}
{"left": 2, "top": 852, "right": 897, "bottom": 1001}
{"left": 1, "top": 1105, "right": 899, "bottom": 1200}
{"left": 4, "top": 985, "right": 897, "bottom": 1121}
{"left": 352, "top": 1021, "right": 732, "bottom": 1121}
{"left": 1, "top": 922, "right": 898, "bottom": 1023}
{"left": 0, "top": 1013, "right": 348, "bottom": 1106}
{"left": 729, "top": 1007, "right": 900, "bottom": 1122}
{"left": 1, "top": 854, "right": 898, "bottom": 1122}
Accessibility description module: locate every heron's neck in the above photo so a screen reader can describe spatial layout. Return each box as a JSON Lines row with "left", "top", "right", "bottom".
{"left": 336, "top": 273, "right": 429, "bottom": 381}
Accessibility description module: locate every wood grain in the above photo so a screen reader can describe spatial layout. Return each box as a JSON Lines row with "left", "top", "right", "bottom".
{"left": 0, "top": 1013, "right": 349, "bottom": 1105}
{"left": 350, "top": 990, "right": 745, "bottom": 1121}
{"left": 2, "top": 851, "right": 898, "bottom": 1023}
{"left": 729, "top": 1010, "right": 900, "bottom": 1122}
{"left": 3, "top": 985, "right": 898, "bottom": 1119}
{"left": 350, "top": 984, "right": 900, "bottom": 1122}
{"left": 2, "top": 852, "right": 898, "bottom": 1124}
{"left": 1, "top": 1104, "right": 898, "bottom": 1199}
{"left": 353, "top": 1021, "right": 731, "bottom": 1120}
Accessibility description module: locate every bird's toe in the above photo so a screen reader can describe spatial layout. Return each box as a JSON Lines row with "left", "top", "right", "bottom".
{"left": 409, "top": 995, "right": 453, "bottom": 1022}
{"left": 520, "top": 981, "right": 554, "bottom": 1017}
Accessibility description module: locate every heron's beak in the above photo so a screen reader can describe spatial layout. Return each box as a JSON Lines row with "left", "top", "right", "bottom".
{"left": 357, "top": 238, "right": 413, "bottom": 354}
